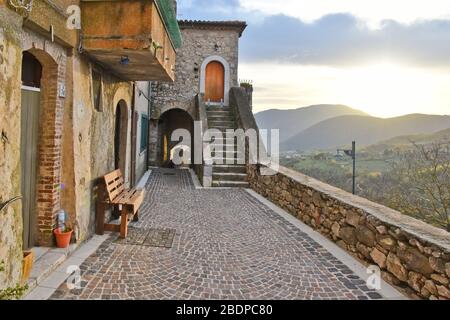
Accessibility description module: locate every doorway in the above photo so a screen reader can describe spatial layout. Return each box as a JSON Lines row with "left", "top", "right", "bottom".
{"left": 158, "top": 109, "right": 194, "bottom": 167}
{"left": 114, "top": 100, "right": 129, "bottom": 174}
{"left": 21, "top": 52, "right": 42, "bottom": 249}
{"left": 204, "top": 61, "right": 225, "bottom": 103}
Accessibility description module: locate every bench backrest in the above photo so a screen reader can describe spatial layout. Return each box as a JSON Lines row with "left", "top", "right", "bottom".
{"left": 103, "top": 169, "right": 125, "bottom": 202}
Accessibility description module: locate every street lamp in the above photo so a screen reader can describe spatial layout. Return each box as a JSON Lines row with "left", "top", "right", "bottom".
{"left": 337, "top": 141, "right": 356, "bottom": 195}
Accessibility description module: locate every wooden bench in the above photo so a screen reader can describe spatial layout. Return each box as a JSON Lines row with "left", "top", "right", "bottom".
{"left": 96, "top": 169, "right": 145, "bottom": 238}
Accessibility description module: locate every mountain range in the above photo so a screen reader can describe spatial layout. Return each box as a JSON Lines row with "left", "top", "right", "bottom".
{"left": 254, "top": 104, "right": 368, "bottom": 143}
{"left": 254, "top": 105, "right": 450, "bottom": 151}
{"left": 363, "top": 128, "right": 450, "bottom": 153}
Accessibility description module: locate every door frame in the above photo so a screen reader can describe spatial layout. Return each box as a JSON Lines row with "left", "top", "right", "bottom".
{"left": 200, "top": 55, "right": 230, "bottom": 106}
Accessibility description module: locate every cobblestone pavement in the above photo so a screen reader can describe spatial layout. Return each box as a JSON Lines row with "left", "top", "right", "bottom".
{"left": 50, "top": 168, "right": 383, "bottom": 300}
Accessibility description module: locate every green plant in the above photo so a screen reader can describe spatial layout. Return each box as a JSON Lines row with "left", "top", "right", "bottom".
{"left": 0, "top": 284, "right": 29, "bottom": 300}
{"left": 57, "top": 226, "right": 73, "bottom": 233}
{"left": 0, "top": 260, "right": 29, "bottom": 300}
{"left": 239, "top": 79, "right": 253, "bottom": 88}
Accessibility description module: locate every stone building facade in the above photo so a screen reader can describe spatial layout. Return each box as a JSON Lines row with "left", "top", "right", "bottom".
{"left": 0, "top": 0, "right": 178, "bottom": 289}
{"left": 149, "top": 20, "right": 247, "bottom": 166}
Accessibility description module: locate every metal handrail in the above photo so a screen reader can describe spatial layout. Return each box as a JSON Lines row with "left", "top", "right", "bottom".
{"left": 0, "top": 196, "right": 22, "bottom": 213}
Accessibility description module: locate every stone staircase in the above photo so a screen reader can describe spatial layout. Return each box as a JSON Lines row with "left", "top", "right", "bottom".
{"left": 206, "top": 106, "right": 249, "bottom": 188}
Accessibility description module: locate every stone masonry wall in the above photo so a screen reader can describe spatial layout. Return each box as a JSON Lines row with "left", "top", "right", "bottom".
{"left": 149, "top": 25, "right": 241, "bottom": 166}
{"left": 248, "top": 165, "right": 450, "bottom": 300}
{"left": 151, "top": 27, "right": 240, "bottom": 119}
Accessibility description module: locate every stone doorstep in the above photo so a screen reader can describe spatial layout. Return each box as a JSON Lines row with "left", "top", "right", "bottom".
{"left": 23, "top": 234, "right": 109, "bottom": 300}
{"left": 25, "top": 242, "right": 81, "bottom": 295}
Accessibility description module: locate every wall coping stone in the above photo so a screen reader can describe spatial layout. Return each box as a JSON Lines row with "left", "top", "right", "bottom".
{"left": 268, "top": 165, "right": 450, "bottom": 252}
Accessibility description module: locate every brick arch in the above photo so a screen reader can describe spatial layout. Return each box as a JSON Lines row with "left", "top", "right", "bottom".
{"left": 112, "top": 87, "right": 132, "bottom": 186}
{"left": 22, "top": 48, "right": 65, "bottom": 246}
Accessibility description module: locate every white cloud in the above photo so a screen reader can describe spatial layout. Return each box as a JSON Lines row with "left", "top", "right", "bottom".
{"left": 240, "top": 0, "right": 450, "bottom": 27}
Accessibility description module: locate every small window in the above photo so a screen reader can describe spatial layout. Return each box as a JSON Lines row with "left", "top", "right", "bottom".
{"left": 140, "top": 115, "right": 149, "bottom": 153}
{"left": 92, "top": 69, "right": 102, "bottom": 111}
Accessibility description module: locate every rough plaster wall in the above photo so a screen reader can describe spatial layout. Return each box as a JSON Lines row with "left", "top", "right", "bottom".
{"left": 72, "top": 56, "right": 133, "bottom": 238}
{"left": 151, "top": 28, "right": 240, "bottom": 119}
{"left": 0, "top": 10, "right": 24, "bottom": 289}
{"left": 72, "top": 55, "right": 94, "bottom": 240}
{"left": 60, "top": 53, "right": 76, "bottom": 240}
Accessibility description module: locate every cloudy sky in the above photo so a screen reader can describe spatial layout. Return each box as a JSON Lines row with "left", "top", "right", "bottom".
{"left": 177, "top": 0, "right": 450, "bottom": 117}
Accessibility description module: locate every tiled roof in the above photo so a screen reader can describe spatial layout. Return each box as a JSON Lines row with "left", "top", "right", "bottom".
{"left": 178, "top": 20, "right": 247, "bottom": 36}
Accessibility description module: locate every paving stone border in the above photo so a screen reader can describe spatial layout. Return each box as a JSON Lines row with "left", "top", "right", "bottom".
{"left": 248, "top": 164, "right": 450, "bottom": 300}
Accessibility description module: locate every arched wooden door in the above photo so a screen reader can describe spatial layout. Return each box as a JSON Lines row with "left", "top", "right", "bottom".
{"left": 204, "top": 61, "right": 225, "bottom": 103}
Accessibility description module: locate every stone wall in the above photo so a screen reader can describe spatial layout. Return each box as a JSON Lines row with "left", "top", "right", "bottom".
{"left": 151, "top": 26, "right": 240, "bottom": 118}
{"left": 248, "top": 165, "right": 450, "bottom": 299}
{"left": 0, "top": 8, "right": 25, "bottom": 289}
{"left": 149, "top": 24, "right": 242, "bottom": 167}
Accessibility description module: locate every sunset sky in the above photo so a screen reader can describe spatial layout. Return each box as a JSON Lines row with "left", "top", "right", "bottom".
{"left": 178, "top": 0, "right": 450, "bottom": 118}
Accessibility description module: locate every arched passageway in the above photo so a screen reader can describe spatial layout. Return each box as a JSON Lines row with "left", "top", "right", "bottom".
{"left": 157, "top": 109, "right": 194, "bottom": 168}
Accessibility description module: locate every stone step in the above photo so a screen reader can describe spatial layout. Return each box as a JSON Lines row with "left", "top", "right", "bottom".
{"left": 210, "top": 144, "right": 238, "bottom": 149}
{"left": 211, "top": 150, "right": 243, "bottom": 157}
{"left": 212, "top": 173, "right": 247, "bottom": 182}
{"left": 207, "top": 111, "right": 233, "bottom": 116}
{"left": 213, "top": 165, "right": 247, "bottom": 174}
{"left": 205, "top": 139, "right": 240, "bottom": 145}
{"left": 206, "top": 106, "right": 231, "bottom": 112}
{"left": 208, "top": 120, "right": 236, "bottom": 127}
{"left": 210, "top": 158, "right": 246, "bottom": 165}
{"left": 208, "top": 126, "right": 238, "bottom": 132}
{"left": 212, "top": 181, "right": 250, "bottom": 188}
{"left": 206, "top": 111, "right": 234, "bottom": 119}
{"left": 206, "top": 110, "right": 233, "bottom": 117}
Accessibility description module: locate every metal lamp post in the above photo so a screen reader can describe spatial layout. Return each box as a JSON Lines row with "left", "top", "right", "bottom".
{"left": 337, "top": 141, "right": 356, "bottom": 195}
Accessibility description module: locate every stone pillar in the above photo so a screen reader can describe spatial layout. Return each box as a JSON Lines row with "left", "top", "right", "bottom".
{"left": 240, "top": 83, "right": 253, "bottom": 111}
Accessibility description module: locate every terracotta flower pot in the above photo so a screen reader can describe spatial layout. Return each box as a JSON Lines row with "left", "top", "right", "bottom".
{"left": 22, "top": 250, "right": 34, "bottom": 283}
{"left": 54, "top": 228, "right": 73, "bottom": 248}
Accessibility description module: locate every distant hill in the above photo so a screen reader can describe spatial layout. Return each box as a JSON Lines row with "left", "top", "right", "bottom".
{"left": 363, "top": 128, "right": 450, "bottom": 153}
{"left": 254, "top": 104, "right": 368, "bottom": 143}
{"left": 281, "top": 114, "right": 450, "bottom": 151}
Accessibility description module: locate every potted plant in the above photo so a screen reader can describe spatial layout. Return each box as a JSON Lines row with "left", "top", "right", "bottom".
{"left": 54, "top": 226, "right": 73, "bottom": 248}
{"left": 54, "top": 209, "right": 73, "bottom": 248}
{"left": 21, "top": 250, "right": 34, "bottom": 284}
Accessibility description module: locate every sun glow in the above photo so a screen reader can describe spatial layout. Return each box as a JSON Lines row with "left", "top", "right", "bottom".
{"left": 240, "top": 62, "right": 450, "bottom": 118}
{"left": 332, "top": 63, "right": 446, "bottom": 118}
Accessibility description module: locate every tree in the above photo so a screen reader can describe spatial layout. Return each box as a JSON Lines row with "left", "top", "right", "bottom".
{"left": 387, "top": 142, "right": 450, "bottom": 231}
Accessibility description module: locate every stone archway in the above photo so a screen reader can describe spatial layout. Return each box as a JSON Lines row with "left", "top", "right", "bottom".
{"left": 21, "top": 48, "right": 64, "bottom": 247}
{"left": 157, "top": 109, "right": 194, "bottom": 168}
{"left": 200, "top": 55, "right": 231, "bottom": 106}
